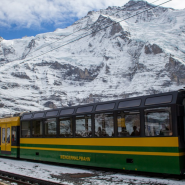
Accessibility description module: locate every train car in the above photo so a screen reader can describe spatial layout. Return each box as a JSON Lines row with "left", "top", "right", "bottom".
{"left": 0, "top": 90, "right": 185, "bottom": 174}
{"left": 18, "top": 90, "right": 185, "bottom": 175}
{"left": 0, "top": 116, "right": 20, "bottom": 158}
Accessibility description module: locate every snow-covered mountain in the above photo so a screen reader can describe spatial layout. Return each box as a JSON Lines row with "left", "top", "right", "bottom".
{"left": 0, "top": 0, "right": 185, "bottom": 115}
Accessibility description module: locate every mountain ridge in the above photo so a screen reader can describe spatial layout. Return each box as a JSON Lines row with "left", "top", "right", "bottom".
{"left": 0, "top": 0, "right": 185, "bottom": 116}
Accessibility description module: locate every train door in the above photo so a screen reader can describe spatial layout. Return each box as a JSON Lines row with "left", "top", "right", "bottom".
{"left": 183, "top": 99, "right": 185, "bottom": 143}
{"left": 1, "top": 124, "right": 11, "bottom": 154}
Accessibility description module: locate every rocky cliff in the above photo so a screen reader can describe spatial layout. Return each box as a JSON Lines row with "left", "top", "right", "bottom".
{"left": 0, "top": 0, "right": 185, "bottom": 115}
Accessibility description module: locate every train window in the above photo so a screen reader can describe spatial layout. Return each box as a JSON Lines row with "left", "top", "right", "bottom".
{"left": 76, "top": 106, "right": 93, "bottom": 114}
{"left": 12, "top": 127, "right": 17, "bottom": 142}
{"left": 75, "top": 115, "right": 92, "bottom": 137}
{"left": 118, "top": 99, "right": 141, "bottom": 109}
{"left": 96, "top": 103, "right": 115, "bottom": 111}
{"left": 21, "top": 121, "right": 31, "bottom": 138}
{"left": 46, "top": 111, "right": 58, "bottom": 117}
{"left": 117, "top": 111, "right": 140, "bottom": 137}
{"left": 6, "top": 127, "right": 10, "bottom": 144}
{"left": 145, "top": 107, "right": 172, "bottom": 136}
{"left": 32, "top": 120, "right": 43, "bottom": 137}
{"left": 59, "top": 117, "right": 73, "bottom": 137}
{"left": 44, "top": 118, "right": 57, "bottom": 137}
{"left": 183, "top": 99, "right": 185, "bottom": 142}
{"left": 22, "top": 114, "right": 33, "bottom": 120}
{"left": 33, "top": 112, "right": 45, "bottom": 118}
{"left": 2, "top": 128, "right": 5, "bottom": 143}
{"left": 60, "top": 109, "right": 74, "bottom": 116}
{"left": 145, "top": 95, "right": 172, "bottom": 106}
{"left": 95, "top": 113, "right": 114, "bottom": 137}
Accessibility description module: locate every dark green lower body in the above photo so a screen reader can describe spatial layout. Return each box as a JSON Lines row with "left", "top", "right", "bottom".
{"left": 0, "top": 147, "right": 19, "bottom": 158}
{"left": 20, "top": 148, "right": 182, "bottom": 175}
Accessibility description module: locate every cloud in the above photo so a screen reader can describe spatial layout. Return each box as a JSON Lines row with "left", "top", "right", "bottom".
{"left": 0, "top": 0, "right": 184, "bottom": 30}
{"left": 164, "top": 0, "right": 185, "bottom": 10}
{"left": 0, "top": 0, "right": 125, "bottom": 29}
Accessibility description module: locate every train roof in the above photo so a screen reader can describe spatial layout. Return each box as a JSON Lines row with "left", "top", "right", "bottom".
{"left": 21, "top": 90, "right": 185, "bottom": 121}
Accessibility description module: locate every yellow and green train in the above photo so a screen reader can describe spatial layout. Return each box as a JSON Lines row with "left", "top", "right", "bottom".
{"left": 1, "top": 90, "right": 185, "bottom": 175}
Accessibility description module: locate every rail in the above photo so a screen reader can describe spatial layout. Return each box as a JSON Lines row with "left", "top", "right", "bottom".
{"left": 0, "top": 170, "right": 64, "bottom": 185}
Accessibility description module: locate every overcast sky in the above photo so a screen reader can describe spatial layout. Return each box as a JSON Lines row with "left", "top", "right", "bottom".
{"left": 0, "top": 0, "right": 184, "bottom": 40}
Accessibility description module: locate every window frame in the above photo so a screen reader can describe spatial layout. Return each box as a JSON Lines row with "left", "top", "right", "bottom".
{"left": 75, "top": 114, "right": 93, "bottom": 138}
{"left": 145, "top": 95, "right": 173, "bottom": 106}
{"left": 31, "top": 119, "right": 43, "bottom": 138}
{"left": 144, "top": 106, "right": 173, "bottom": 137}
{"left": 95, "top": 103, "right": 115, "bottom": 112}
{"left": 43, "top": 118, "right": 57, "bottom": 138}
{"left": 116, "top": 110, "right": 141, "bottom": 138}
{"left": 118, "top": 99, "right": 141, "bottom": 109}
{"left": 11, "top": 126, "right": 19, "bottom": 146}
{"left": 94, "top": 111, "right": 115, "bottom": 138}
{"left": 45, "top": 111, "right": 59, "bottom": 118}
{"left": 19, "top": 100, "right": 177, "bottom": 139}
{"left": 183, "top": 99, "right": 185, "bottom": 143}
{"left": 2, "top": 128, "right": 5, "bottom": 143}
{"left": 60, "top": 109, "right": 74, "bottom": 116}
{"left": 33, "top": 112, "right": 45, "bottom": 119}
{"left": 22, "top": 113, "right": 33, "bottom": 120}
{"left": 59, "top": 116, "right": 74, "bottom": 138}
{"left": 76, "top": 106, "right": 93, "bottom": 114}
{"left": 20, "top": 120, "right": 31, "bottom": 138}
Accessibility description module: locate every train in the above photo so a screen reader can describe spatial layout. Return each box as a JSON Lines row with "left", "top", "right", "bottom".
{"left": 0, "top": 90, "right": 185, "bottom": 175}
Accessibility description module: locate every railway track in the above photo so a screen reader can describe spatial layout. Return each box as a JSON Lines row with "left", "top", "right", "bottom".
{"left": 0, "top": 170, "right": 64, "bottom": 185}
{"left": 0, "top": 157, "right": 185, "bottom": 185}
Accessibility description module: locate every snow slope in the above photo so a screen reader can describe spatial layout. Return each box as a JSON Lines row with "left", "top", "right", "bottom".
{"left": 0, "top": 0, "right": 185, "bottom": 115}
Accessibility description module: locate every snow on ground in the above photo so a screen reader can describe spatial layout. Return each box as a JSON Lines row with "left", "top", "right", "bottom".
{"left": 0, "top": 158, "right": 185, "bottom": 185}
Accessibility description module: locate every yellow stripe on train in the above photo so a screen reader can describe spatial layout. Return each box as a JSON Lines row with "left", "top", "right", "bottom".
{"left": 20, "top": 137, "right": 179, "bottom": 147}
{"left": 20, "top": 146, "right": 185, "bottom": 157}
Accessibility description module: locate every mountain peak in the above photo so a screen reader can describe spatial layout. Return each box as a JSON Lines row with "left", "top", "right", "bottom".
{"left": 0, "top": 37, "right": 3, "bottom": 42}
{"left": 0, "top": 1, "right": 184, "bottom": 115}
{"left": 124, "top": 0, "right": 154, "bottom": 8}
{"left": 129, "top": 0, "right": 145, "bottom": 1}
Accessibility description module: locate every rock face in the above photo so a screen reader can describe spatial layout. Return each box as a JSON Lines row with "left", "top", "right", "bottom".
{"left": 145, "top": 44, "right": 163, "bottom": 55}
{"left": 165, "top": 57, "right": 185, "bottom": 85}
{"left": 0, "top": 0, "right": 185, "bottom": 115}
{"left": 11, "top": 72, "right": 30, "bottom": 80}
